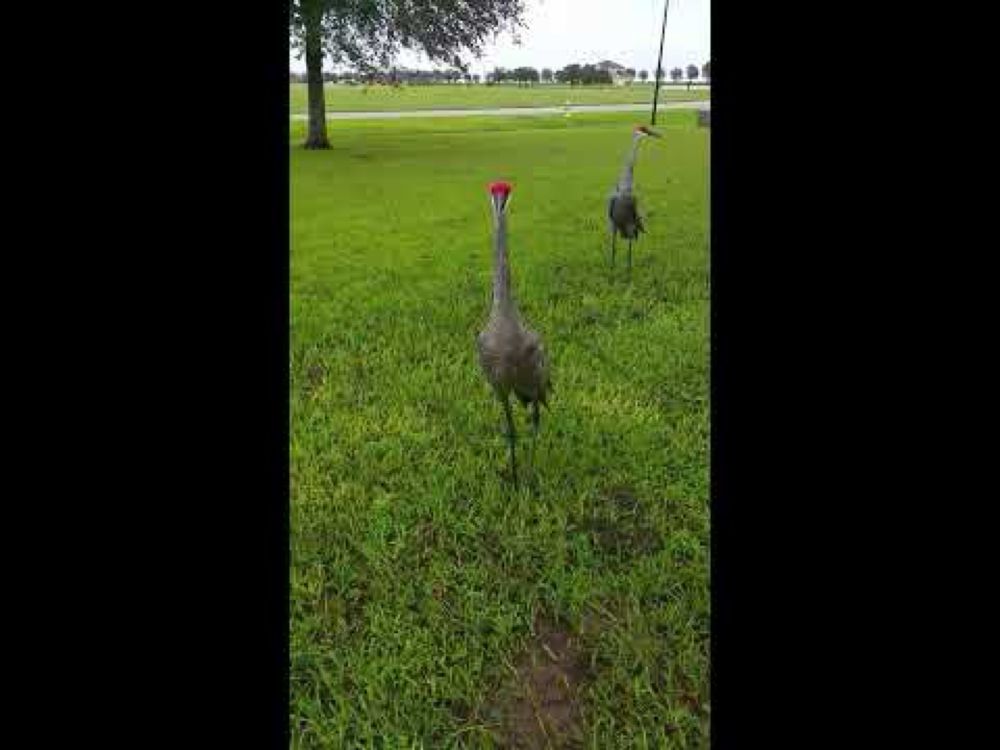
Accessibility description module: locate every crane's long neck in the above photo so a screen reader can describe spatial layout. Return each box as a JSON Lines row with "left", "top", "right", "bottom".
{"left": 491, "top": 208, "right": 516, "bottom": 317}
{"left": 617, "top": 136, "right": 642, "bottom": 193}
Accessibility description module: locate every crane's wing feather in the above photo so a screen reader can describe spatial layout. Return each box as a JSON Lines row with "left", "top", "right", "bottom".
{"left": 512, "top": 332, "right": 550, "bottom": 409}
{"left": 609, "top": 193, "right": 643, "bottom": 238}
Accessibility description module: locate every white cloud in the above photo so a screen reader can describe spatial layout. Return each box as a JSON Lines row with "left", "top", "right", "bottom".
{"left": 290, "top": 0, "right": 710, "bottom": 75}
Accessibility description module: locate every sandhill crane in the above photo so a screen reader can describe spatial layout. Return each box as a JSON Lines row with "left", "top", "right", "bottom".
{"left": 476, "top": 181, "right": 551, "bottom": 489}
{"left": 607, "top": 125, "right": 662, "bottom": 274}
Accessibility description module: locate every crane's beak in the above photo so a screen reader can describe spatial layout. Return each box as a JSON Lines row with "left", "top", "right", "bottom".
{"left": 645, "top": 127, "right": 663, "bottom": 138}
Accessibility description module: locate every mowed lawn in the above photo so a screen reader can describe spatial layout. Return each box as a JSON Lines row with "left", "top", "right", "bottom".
{"left": 289, "top": 82, "right": 710, "bottom": 113}
{"left": 291, "top": 111, "right": 709, "bottom": 748}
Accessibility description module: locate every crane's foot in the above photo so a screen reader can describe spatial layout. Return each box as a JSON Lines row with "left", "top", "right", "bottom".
{"left": 498, "top": 466, "right": 532, "bottom": 493}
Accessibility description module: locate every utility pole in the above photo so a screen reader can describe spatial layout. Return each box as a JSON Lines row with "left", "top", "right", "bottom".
{"left": 650, "top": 0, "right": 670, "bottom": 126}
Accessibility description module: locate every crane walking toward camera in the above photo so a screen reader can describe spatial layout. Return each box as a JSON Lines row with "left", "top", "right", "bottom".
{"left": 477, "top": 181, "right": 551, "bottom": 489}
{"left": 608, "top": 125, "right": 661, "bottom": 274}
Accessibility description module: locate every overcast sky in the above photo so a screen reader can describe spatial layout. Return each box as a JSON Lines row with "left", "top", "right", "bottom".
{"left": 290, "top": 0, "right": 710, "bottom": 76}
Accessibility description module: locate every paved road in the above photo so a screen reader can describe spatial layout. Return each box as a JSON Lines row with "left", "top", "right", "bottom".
{"left": 290, "top": 99, "right": 710, "bottom": 121}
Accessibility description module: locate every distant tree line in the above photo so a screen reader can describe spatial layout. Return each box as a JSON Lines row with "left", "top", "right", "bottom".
{"left": 555, "top": 64, "right": 612, "bottom": 85}
{"left": 290, "top": 59, "right": 711, "bottom": 86}
{"left": 485, "top": 66, "right": 541, "bottom": 85}
{"left": 289, "top": 68, "right": 482, "bottom": 85}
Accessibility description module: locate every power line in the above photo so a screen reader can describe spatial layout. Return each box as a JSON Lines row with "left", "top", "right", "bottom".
{"left": 650, "top": 0, "right": 670, "bottom": 126}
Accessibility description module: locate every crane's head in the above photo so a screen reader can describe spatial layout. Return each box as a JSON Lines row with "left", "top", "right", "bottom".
{"left": 633, "top": 124, "right": 662, "bottom": 139}
{"left": 488, "top": 180, "right": 513, "bottom": 214}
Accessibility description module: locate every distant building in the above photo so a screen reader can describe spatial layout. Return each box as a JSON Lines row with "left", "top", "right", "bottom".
{"left": 595, "top": 60, "right": 632, "bottom": 86}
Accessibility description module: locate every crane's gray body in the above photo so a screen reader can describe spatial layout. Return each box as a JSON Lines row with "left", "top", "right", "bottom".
{"left": 608, "top": 191, "right": 645, "bottom": 240}
{"left": 477, "top": 188, "right": 550, "bottom": 486}
{"left": 606, "top": 130, "right": 655, "bottom": 271}
{"left": 477, "top": 316, "right": 549, "bottom": 408}
{"left": 477, "top": 194, "right": 550, "bottom": 410}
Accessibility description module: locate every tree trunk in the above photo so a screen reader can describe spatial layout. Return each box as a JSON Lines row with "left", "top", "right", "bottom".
{"left": 303, "top": 15, "right": 330, "bottom": 150}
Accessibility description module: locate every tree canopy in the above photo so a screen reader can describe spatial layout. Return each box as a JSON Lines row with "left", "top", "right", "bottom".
{"left": 291, "top": 0, "right": 526, "bottom": 73}
{"left": 290, "top": 0, "right": 526, "bottom": 147}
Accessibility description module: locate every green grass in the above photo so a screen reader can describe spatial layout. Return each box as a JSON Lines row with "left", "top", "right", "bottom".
{"left": 289, "top": 82, "right": 710, "bottom": 113}
{"left": 291, "top": 110, "right": 709, "bottom": 748}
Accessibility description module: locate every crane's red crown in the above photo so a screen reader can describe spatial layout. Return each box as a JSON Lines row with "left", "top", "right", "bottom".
{"left": 634, "top": 125, "right": 652, "bottom": 134}
{"left": 489, "top": 181, "right": 513, "bottom": 196}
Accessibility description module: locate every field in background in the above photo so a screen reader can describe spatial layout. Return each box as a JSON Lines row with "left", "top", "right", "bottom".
{"left": 290, "top": 110, "right": 709, "bottom": 748}
{"left": 289, "top": 82, "right": 710, "bottom": 113}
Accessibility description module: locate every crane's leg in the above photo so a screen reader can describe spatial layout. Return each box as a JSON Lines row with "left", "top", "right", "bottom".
{"left": 501, "top": 394, "right": 518, "bottom": 489}
{"left": 609, "top": 230, "right": 617, "bottom": 268}
{"left": 627, "top": 239, "right": 633, "bottom": 278}
{"left": 527, "top": 400, "right": 541, "bottom": 489}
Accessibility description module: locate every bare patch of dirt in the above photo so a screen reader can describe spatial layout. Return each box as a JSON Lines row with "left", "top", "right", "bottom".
{"left": 302, "top": 361, "right": 326, "bottom": 397}
{"left": 579, "top": 486, "right": 662, "bottom": 565}
{"left": 486, "top": 616, "right": 593, "bottom": 749}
